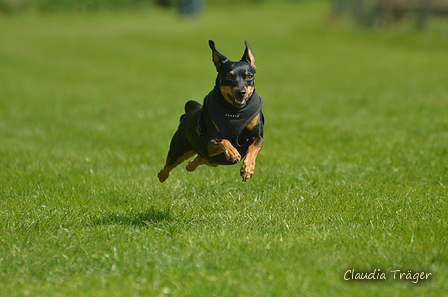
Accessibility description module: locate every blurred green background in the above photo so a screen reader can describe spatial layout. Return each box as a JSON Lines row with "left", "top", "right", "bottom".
{"left": 1, "top": 0, "right": 447, "bottom": 296}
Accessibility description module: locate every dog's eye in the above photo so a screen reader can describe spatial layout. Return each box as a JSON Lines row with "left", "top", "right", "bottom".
{"left": 226, "top": 73, "right": 234, "bottom": 81}
{"left": 246, "top": 74, "right": 254, "bottom": 80}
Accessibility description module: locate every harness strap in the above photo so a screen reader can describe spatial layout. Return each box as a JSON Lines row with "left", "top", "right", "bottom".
{"left": 200, "top": 88, "right": 263, "bottom": 148}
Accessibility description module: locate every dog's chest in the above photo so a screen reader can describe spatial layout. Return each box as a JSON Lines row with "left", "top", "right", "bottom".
{"left": 201, "top": 89, "right": 262, "bottom": 148}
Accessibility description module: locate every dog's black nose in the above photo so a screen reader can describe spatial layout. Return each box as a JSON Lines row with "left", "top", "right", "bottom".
{"left": 235, "top": 89, "right": 246, "bottom": 97}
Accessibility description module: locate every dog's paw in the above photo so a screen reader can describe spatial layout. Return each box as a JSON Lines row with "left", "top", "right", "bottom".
{"left": 240, "top": 161, "right": 255, "bottom": 181}
{"left": 157, "top": 169, "right": 170, "bottom": 182}
{"left": 225, "top": 148, "right": 241, "bottom": 164}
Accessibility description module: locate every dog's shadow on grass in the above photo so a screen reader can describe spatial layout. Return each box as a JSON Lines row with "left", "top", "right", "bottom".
{"left": 94, "top": 207, "right": 171, "bottom": 227}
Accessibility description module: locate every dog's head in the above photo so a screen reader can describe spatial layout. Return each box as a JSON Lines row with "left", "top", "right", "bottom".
{"left": 209, "top": 40, "right": 257, "bottom": 108}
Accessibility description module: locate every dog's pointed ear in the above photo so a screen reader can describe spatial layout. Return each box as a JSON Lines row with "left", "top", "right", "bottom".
{"left": 241, "top": 40, "right": 256, "bottom": 70}
{"left": 209, "top": 40, "right": 228, "bottom": 70}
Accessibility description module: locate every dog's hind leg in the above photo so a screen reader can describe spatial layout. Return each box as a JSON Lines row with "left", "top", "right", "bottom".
{"left": 186, "top": 155, "right": 219, "bottom": 172}
{"left": 158, "top": 150, "right": 196, "bottom": 182}
{"left": 158, "top": 131, "right": 196, "bottom": 182}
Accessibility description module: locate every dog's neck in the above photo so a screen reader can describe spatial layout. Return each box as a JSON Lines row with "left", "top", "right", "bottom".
{"left": 207, "top": 87, "right": 260, "bottom": 118}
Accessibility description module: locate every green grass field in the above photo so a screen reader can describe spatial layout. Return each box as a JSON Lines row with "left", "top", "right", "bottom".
{"left": 1, "top": 1, "right": 447, "bottom": 296}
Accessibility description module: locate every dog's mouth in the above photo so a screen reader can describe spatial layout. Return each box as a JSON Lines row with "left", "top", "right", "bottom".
{"left": 228, "top": 94, "right": 247, "bottom": 107}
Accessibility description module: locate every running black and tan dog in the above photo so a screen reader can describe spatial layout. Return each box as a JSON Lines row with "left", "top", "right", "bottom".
{"left": 158, "top": 40, "right": 264, "bottom": 182}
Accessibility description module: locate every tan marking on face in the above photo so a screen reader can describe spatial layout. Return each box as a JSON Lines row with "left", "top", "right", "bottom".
{"left": 219, "top": 85, "right": 236, "bottom": 105}
{"left": 244, "top": 85, "right": 255, "bottom": 99}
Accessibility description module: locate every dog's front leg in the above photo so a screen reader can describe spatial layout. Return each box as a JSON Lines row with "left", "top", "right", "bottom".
{"left": 240, "top": 136, "right": 263, "bottom": 181}
{"left": 208, "top": 138, "right": 241, "bottom": 163}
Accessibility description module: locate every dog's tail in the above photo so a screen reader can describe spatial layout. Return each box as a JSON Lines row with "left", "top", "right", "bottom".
{"left": 180, "top": 100, "right": 202, "bottom": 122}
{"left": 185, "top": 100, "right": 202, "bottom": 113}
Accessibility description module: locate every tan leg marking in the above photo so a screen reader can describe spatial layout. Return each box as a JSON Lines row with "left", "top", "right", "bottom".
{"left": 207, "top": 139, "right": 241, "bottom": 163}
{"left": 186, "top": 155, "right": 219, "bottom": 172}
{"left": 157, "top": 150, "right": 196, "bottom": 182}
{"left": 240, "top": 140, "right": 263, "bottom": 181}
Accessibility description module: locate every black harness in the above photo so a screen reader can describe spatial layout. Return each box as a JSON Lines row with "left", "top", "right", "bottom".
{"left": 199, "top": 87, "right": 263, "bottom": 149}
{"left": 176, "top": 87, "right": 263, "bottom": 165}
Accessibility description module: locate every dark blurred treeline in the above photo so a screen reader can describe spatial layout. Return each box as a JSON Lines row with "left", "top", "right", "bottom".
{"left": 1, "top": 0, "right": 167, "bottom": 13}
{"left": 0, "top": 0, "right": 278, "bottom": 13}
{"left": 331, "top": 0, "right": 448, "bottom": 30}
